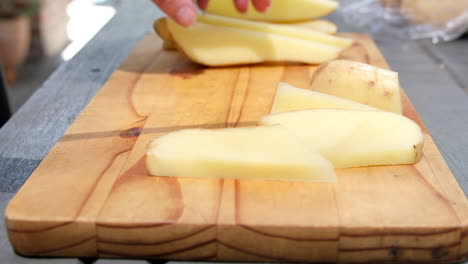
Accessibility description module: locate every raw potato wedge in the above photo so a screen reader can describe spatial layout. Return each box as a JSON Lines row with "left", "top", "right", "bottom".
{"left": 146, "top": 126, "right": 336, "bottom": 182}
{"left": 310, "top": 60, "right": 403, "bottom": 114}
{"left": 166, "top": 19, "right": 343, "bottom": 66}
{"left": 153, "top": 18, "right": 176, "bottom": 50}
{"left": 282, "top": 20, "right": 338, "bottom": 34}
{"left": 271, "top": 82, "right": 378, "bottom": 113}
{"left": 198, "top": 14, "right": 352, "bottom": 48}
{"left": 259, "top": 109, "right": 424, "bottom": 168}
{"left": 206, "top": 0, "right": 339, "bottom": 22}
{"left": 155, "top": 16, "right": 344, "bottom": 50}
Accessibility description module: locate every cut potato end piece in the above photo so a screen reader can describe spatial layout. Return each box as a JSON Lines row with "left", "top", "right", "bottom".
{"left": 260, "top": 109, "right": 424, "bottom": 168}
{"left": 166, "top": 19, "right": 342, "bottom": 66}
{"left": 206, "top": 0, "right": 339, "bottom": 22}
{"left": 310, "top": 60, "right": 403, "bottom": 114}
{"left": 153, "top": 18, "right": 176, "bottom": 50}
{"left": 146, "top": 126, "right": 336, "bottom": 182}
{"left": 198, "top": 14, "right": 352, "bottom": 48}
{"left": 271, "top": 82, "right": 379, "bottom": 113}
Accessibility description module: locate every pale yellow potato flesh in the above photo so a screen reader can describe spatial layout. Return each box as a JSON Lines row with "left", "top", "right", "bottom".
{"left": 282, "top": 20, "right": 338, "bottom": 34}
{"left": 310, "top": 60, "right": 403, "bottom": 114}
{"left": 146, "top": 126, "right": 336, "bottom": 182}
{"left": 166, "top": 19, "right": 342, "bottom": 66}
{"left": 271, "top": 82, "right": 378, "bottom": 113}
{"left": 153, "top": 18, "right": 176, "bottom": 50}
{"left": 205, "top": 0, "right": 339, "bottom": 22}
{"left": 156, "top": 16, "right": 343, "bottom": 50}
{"left": 259, "top": 109, "right": 424, "bottom": 168}
{"left": 197, "top": 14, "right": 352, "bottom": 48}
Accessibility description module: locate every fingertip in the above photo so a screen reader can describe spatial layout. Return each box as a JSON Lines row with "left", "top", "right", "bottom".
{"left": 253, "top": 0, "right": 271, "bottom": 13}
{"left": 234, "top": 0, "right": 249, "bottom": 13}
{"left": 197, "top": 0, "right": 210, "bottom": 10}
{"left": 153, "top": 0, "right": 198, "bottom": 27}
{"left": 175, "top": 5, "right": 197, "bottom": 26}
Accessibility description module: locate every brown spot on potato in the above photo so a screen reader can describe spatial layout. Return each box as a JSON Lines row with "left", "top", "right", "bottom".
{"left": 368, "top": 81, "right": 375, "bottom": 87}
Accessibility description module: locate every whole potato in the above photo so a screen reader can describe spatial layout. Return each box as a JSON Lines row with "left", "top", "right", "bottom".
{"left": 401, "top": 0, "right": 468, "bottom": 27}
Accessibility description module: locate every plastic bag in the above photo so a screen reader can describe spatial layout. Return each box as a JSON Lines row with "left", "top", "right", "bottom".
{"left": 337, "top": 0, "right": 468, "bottom": 43}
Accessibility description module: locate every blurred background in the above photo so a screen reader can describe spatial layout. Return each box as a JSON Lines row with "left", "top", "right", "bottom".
{"left": 0, "top": 0, "right": 467, "bottom": 119}
{"left": 1, "top": 0, "right": 118, "bottom": 114}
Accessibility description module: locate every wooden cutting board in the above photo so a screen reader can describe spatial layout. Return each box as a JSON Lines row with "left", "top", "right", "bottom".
{"left": 5, "top": 34, "right": 468, "bottom": 263}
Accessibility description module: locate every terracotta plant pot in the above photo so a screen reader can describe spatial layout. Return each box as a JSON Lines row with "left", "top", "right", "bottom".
{"left": 0, "top": 15, "right": 31, "bottom": 84}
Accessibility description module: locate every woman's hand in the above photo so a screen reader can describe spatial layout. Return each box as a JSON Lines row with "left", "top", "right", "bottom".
{"left": 152, "top": 0, "right": 271, "bottom": 26}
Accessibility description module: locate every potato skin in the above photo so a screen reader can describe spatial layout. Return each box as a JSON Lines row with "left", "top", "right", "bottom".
{"left": 401, "top": 0, "right": 468, "bottom": 27}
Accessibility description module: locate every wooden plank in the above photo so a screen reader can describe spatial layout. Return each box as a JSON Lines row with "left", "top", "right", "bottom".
{"left": 337, "top": 34, "right": 468, "bottom": 262}
{"left": 1, "top": 3, "right": 467, "bottom": 264}
{"left": 0, "top": 2, "right": 164, "bottom": 263}
{"left": 5, "top": 36, "right": 165, "bottom": 257}
{"left": 4, "top": 33, "right": 468, "bottom": 263}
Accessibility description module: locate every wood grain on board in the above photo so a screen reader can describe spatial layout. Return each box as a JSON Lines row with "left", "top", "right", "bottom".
{"left": 5, "top": 34, "right": 468, "bottom": 263}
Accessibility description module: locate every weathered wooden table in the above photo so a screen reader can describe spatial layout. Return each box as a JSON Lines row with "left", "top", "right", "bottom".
{"left": 1, "top": 1, "right": 467, "bottom": 263}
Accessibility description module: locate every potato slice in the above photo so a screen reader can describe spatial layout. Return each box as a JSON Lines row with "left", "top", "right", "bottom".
{"left": 310, "top": 60, "right": 403, "bottom": 114}
{"left": 271, "top": 82, "right": 378, "bottom": 113}
{"left": 282, "top": 20, "right": 338, "bottom": 34}
{"left": 259, "top": 109, "right": 424, "bottom": 168}
{"left": 155, "top": 16, "right": 344, "bottom": 51}
{"left": 166, "top": 19, "right": 343, "bottom": 66}
{"left": 198, "top": 14, "right": 352, "bottom": 48}
{"left": 146, "top": 126, "right": 336, "bottom": 182}
{"left": 205, "top": 0, "right": 339, "bottom": 22}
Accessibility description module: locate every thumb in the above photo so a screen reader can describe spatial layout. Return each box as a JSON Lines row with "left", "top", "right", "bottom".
{"left": 152, "top": 0, "right": 197, "bottom": 26}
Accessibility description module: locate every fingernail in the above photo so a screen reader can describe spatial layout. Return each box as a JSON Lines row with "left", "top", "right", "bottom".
{"left": 235, "top": 0, "right": 248, "bottom": 13}
{"left": 176, "top": 6, "right": 196, "bottom": 26}
{"left": 197, "top": 0, "right": 209, "bottom": 10}
{"left": 259, "top": 2, "right": 271, "bottom": 12}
